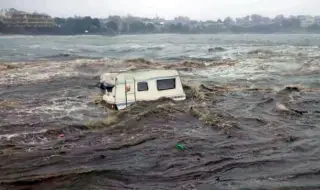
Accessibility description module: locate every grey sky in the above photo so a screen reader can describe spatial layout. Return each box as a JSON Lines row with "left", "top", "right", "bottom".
{"left": 1, "top": 0, "right": 320, "bottom": 20}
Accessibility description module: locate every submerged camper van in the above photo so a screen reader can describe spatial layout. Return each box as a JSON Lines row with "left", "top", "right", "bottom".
{"left": 99, "top": 69, "right": 186, "bottom": 110}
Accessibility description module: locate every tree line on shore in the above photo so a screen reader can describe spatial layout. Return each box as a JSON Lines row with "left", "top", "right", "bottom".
{"left": 1, "top": 15, "right": 320, "bottom": 35}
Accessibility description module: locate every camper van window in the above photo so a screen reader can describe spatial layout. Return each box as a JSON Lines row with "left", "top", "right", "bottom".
{"left": 138, "top": 82, "right": 149, "bottom": 91}
{"left": 157, "top": 78, "right": 176, "bottom": 91}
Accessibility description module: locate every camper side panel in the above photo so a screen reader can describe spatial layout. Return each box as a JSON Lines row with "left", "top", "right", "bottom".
{"left": 154, "top": 76, "right": 185, "bottom": 99}
{"left": 114, "top": 81, "right": 136, "bottom": 109}
{"left": 134, "top": 76, "right": 185, "bottom": 101}
{"left": 114, "top": 71, "right": 186, "bottom": 109}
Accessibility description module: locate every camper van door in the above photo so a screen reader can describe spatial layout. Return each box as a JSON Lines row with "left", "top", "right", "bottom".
{"left": 124, "top": 78, "right": 136, "bottom": 106}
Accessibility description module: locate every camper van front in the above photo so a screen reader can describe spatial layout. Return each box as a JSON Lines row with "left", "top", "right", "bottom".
{"left": 102, "top": 90, "right": 117, "bottom": 109}
{"left": 100, "top": 73, "right": 118, "bottom": 109}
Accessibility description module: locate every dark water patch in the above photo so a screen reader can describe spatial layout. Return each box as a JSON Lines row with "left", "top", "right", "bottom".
{"left": 122, "top": 57, "right": 237, "bottom": 72}
{"left": 162, "top": 55, "right": 222, "bottom": 62}
{"left": 236, "top": 117, "right": 268, "bottom": 127}
{"left": 248, "top": 49, "right": 275, "bottom": 55}
{"left": 276, "top": 86, "right": 302, "bottom": 99}
{"left": 0, "top": 122, "right": 57, "bottom": 135}
{"left": 208, "top": 47, "right": 227, "bottom": 53}
{"left": 122, "top": 58, "right": 237, "bottom": 72}
{"left": 246, "top": 49, "right": 285, "bottom": 60}
{"left": 1, "top": 170, "right": 146, "bottom": 190}
{"left": 0, "top": 74, "right": 107, "bottom": 128}
{"left": 166, "top": 61, "right": 206, "bottom": 69}
{"left": 73, "top": 61, "right": 115, "bottom": 74}
{"left": 87, "top": 97, "right": 183, "bottom": 130}
{"left": 0, "top": 83, "right": 242, "bottom": 188}
{"left": 123, "top": 58, "right": 162, "bottom": 70}
{"left": 0, "top": 63, "right": 19, "bottom": 71}
{"left": 0, "top": 99, "right": 22, "bottom": 110}
{"left": 109, "top": 45, "right": 164, "bottom": 53}
{"left": 124, "top": 58, "right": 154, "bottom": 65}
{"left": 0, "top": 75, "right": 100, "bottom": 99}
{"left": 39, "top": 53, "right": 103, "bottom": 61}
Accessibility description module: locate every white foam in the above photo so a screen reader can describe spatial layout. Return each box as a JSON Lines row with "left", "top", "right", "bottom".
{"left": 0, "top": 129, "right": 48, "bottom": 140}
{"left": 0, "top": 59, "right": 114, "bottom": 85}
{"left": 275, "top": 103, "right": 290, "bottom": 112}
{"left": 21, "top": 93, "right": 105, "bottom": 121}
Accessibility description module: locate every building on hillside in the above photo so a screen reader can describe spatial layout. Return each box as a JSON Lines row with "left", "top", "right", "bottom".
{"left": 0, "top": 9, "right": 7, "bottom": 18}
{"left": 0, "top": 9, "right": 7, "bottom": 23}
{"left": 154, "top": 22, "right": 165, "bottom": 31}
{"left": 202, "top": 20, "right": 221, "bottom": 28}
{"left": 4, "top": 11, "right": 56, "bottom": 27}
{"left": 260, "top": 17, "right": 273, "bottom": 25}
{"left": 299, "top": 15, "right": 316, "bottom": 28}
{"left": 315, "top": 16, "right": 320, "bottom": 26}
{"left": 235, "top": 17, "right": 251, "bottom": 27}
{"left": 174, "top": 16, "right": 190, "bottom": 25}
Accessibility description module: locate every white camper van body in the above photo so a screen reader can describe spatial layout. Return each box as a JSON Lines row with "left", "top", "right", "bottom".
{"left": 100, "top": 69, "right": 186, "bottom": 110}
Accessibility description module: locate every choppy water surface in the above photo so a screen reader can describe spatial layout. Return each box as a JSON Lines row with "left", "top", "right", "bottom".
{"left": 0, "top": 34, "right": 320, "bottom": 190}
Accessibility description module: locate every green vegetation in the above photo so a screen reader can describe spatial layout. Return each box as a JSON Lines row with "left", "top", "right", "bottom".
{"left": 54, "top": 17, "right": 101, "bottom": 34}
{"left": 0, "top": 21, "right": 5, "bottom": 31}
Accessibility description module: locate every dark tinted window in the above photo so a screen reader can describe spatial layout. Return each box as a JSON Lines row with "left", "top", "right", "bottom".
{"left": 157, "top": 78, "right": 176, "bottom": 91}
{"left": 106, "top": 86, "right": 113, "bottom": 92}
{"left": 137, "top": 82, "right": 148, "bottom": 91}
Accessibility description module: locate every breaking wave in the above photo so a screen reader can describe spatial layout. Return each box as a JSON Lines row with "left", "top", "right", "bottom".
{"left": 40, "top": 53, "right": 102, "bottom": 61}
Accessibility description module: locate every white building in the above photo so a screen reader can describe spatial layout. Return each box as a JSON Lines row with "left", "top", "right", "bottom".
{"left": 236, "top": 18, "right": 251, "bottom": 27}
{"left": 260, "top": 17, "right": 273, "bottom": 25}
{"left": 299, "top": 16, "right": 316, "bottom": 28}
{"left": 203, "top": 21, "right": 220, "bottom": 28}
{"left": 0, "top": 9, "right": 7, "bottom": 18}
{"left": 174, "top": 16, "right": 191, "bottom": 25}
{"left": 154, "top": 22, "right": 165, "bottom": 31}
{"left": 315, "top": 16, "right": 320, "bottom": 26}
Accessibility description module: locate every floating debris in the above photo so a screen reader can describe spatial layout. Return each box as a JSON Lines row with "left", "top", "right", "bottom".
{"left": 208, "top": 47, "right": 227, "bottom": 52}
{"left": 176, "top": 143, "right": 185, "bottom": 150}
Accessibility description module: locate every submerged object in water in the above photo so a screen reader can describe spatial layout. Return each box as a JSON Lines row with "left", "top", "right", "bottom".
{"left": 99, "top": 69, "right": 186, "bottom": 110}
{"left": 176, "top": 143, "right": 185, "bottom": 150}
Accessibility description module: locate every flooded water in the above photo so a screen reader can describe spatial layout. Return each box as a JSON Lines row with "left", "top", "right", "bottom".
{"left": 0, "top": 34, "right": 320, "bottom": 190}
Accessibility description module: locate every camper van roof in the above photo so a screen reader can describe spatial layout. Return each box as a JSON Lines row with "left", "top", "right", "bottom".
{"left": 117, "top": 69, "right": 180, "bottom": 81}
{"left": 100, "top": 69, "right": 180, "bottom": 86}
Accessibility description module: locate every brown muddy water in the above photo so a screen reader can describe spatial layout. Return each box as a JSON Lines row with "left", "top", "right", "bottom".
{"left": 0, "top": 34, "right": 320, "bottom": 190}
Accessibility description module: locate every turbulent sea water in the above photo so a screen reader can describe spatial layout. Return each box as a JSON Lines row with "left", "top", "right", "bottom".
{"left": 0, "top": 34, "right": 320, "bottom": 190}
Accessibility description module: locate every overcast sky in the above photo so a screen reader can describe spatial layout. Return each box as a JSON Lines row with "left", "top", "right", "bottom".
{"left": 1, "top": 0, "right": 320, "bottom": 20}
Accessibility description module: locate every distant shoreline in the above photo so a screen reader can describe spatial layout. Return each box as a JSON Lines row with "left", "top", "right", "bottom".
{"left": 2, "top": 31, "right": 320, "bottom": 36}
{"left": 1, "top": 32, "right": 318, "bottom": 38}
